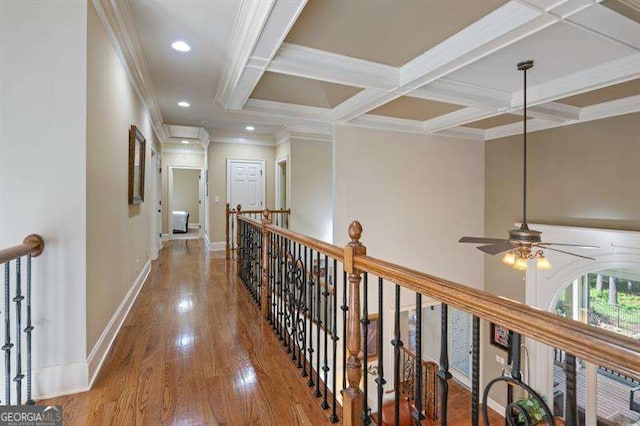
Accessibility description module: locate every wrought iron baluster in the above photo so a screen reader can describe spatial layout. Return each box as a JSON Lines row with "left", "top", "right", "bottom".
{"left": 14, "top": 258, "right": 24, "bottom": 404}
{"left": 296, "top": 242, "right": 303, "bottom": 366}
{"left": 471, "top": 316, "right": 480, "bottom": 426}
{"left": 392, "top": 284, "right": 403, "bottom": 426}
{"left": 438, "top": 303, "right": 452, "bottom": 425}
{"left": 4, "top": 262, "right": 12, "bottom": 404}
{"left": 307, "top": 248, "right": 315, "bottom": 388}
{"left": 413, "top": 292, "right": 424, "bottom": 425}
{"left": 284, "top": 237, "right": 292, "bottom": 353}
{"left": 376, "top": 277, "right": 386, "bottom": 426}
{"left": 321, "top": 254, "right": 330, "bottom": 410}
{"left": 301, "top": 246, "right": 309, "bottom": 378}
{"left": 341, "top": 270, "right": 347, "bottom": 391}
{"left": 329, "top": 258, "right": 339, "bottom": 423}
{"left": 361, "top": 273, "right": 371, "bottom": 424}
{"left": 25, "top": 255, "right": 33, "bottom": 405}
{"left": 565, "top": 353, "right": 577, "bottom": 426}
{"left": 314, "top": 250, "right": 322, "bottom": 398}
{"left": 291, "top": 242, "right": 299, "bottom": 363}
{"left": 277, "top": 234, "right": 283, "bottom": 340}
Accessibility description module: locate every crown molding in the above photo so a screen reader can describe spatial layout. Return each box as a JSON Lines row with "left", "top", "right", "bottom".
{"left": 274, "top": 125, "right": 332, "bottom": 145}
{"left": 91, "top": 0, "right": 167, "bottom": 143}
{"left": 210, "top": 130, "right": 277, "bottom": 147}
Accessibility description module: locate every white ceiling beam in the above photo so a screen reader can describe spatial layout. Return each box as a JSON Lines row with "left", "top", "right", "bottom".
{"left": 409, "top": 78, "right": 512, "bottom": 109}
{"left": 215, "top": 0, "right": 306, "bottom": 111}
{"left": 244, "top": 99, "right": 333, "bottom": 122}
{"left": 434, "top": 126, "right": 486, "bottom": 141}
{"left": 423, "top": 107, "right": 499, "bottom": 133}
{"left": 268, "top": 43, "right": 400, "bottom": 90}
{"left": 512, "top": 52, "right": 640, "bottom": 107}
{"left": 349, "top": 115, "right": 426, "bottom": 135}
{"left": 484, "top": 94, "right": 640, "bottom": 140}
{"left": 526, "top": 102, "right": 581, "bottom": 122}
{"left": 91, "top": 0, "right": 168, "bottom": 143}
{"left": 333, "top": 1, "right": 557, "bottom": 122}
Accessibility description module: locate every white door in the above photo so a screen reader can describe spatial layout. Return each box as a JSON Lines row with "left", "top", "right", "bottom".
{"left": 228, "top": 160, "right": 265, "bottom": 210}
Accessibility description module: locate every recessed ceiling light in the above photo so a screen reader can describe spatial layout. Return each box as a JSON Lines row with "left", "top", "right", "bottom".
{"left": 177, "top": 101, "right": 190, "bottom": 107}
{"left": 181, "top": 140, "right": 189, "bottom": 144}
{"left": 245, "top": 125, "right": 255, "bottom": 131}
{"left": 171, "top": 41, "right": 191, "bottom": 52}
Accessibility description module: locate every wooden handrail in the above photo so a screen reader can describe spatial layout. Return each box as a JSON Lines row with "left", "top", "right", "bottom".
{"left": 235, "top": 216, "right": 640, "bottom": 382}
{"left": 238, "top": 215, "right": 344, "bottom": 260}
{"left": 355, "top": 253, "right": 640, "bottom": 381}
{"left": 0, "top": 235, "right": 45, "bottom": 264}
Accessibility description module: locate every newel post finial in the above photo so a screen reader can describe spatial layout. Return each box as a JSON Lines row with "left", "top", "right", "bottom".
{"left": 348, "top": 221, "right": 362, "bottom": 244}
{"left": 260, "top": 209, "right": 272, "bottom": 319}
{"left": 342, "top": 220, "right": 366, "bottom": 426}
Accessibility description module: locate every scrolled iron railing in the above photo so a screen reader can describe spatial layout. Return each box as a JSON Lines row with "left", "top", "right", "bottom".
{"left": 0, "top": 234, "right": 44, "bottom": 406}
{"left": 236, "top": 214, "right": 640, "bottom": 426}
{"left": 225, "top": 203, "right": 290, "bottom": 260}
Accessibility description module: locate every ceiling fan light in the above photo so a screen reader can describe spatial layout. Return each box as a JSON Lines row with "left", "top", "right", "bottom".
{"left": 514, "top": 256, "right": 528, "bottom": 271}
{"left": 502, "top": 251, "right": 516, "bottom": 266}
{"left": 536, "top": 254, "right": 552, "bottom": 270}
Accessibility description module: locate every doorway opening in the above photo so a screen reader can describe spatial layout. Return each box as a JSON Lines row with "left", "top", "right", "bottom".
{"left": 276, "top": 156, "right": 288, "bottom": 209}
{"left": 169, "top": 166, "right": 204, "bottom": 239}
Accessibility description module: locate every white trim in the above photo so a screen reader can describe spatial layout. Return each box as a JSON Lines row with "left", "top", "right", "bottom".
{"left": 226, "top": 158, "right": 267, "bottom": 210}
{"left": 275, "top": 155, "right": 288, "bottom": 210}
{"left": 33, "top": 362, "right": 89, "bottom": 401}
{"left": 206, "top": 240, "right": 226, "bottom": 251}
{"left": 87, "top": 260, "right": 151, "bottom": 387}
{"left": 35, "top": 260, "right": 152, "bottom": 400}
{"left": 269, "top": 42, "right": 400, "bottom": 90}
{"left": 486, "top": 397, "right": 506, "bottom": 418}
{"left": 245, "top": 98, "right": 333, "bottom": 122}
{"left": 188, "top": 223, "right": 200, "bottom": 229}
{"left": 161, "top": 147, "right": 206, "bottom": 155}
{"left": 216, "top": 0, "right": 307, "bottom": 110}
{"left": 90, "top": 0, "right": 167, "bottom": 143}
{"left": 168, "top": 166, "right": 205, "bottom": 238}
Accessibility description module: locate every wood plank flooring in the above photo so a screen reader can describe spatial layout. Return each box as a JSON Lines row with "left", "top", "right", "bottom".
{"left": 42, "top": 239, "right": 504, "bottom": 425}
{"left": 42, "top": 240, "right": 336, "bottom": 425}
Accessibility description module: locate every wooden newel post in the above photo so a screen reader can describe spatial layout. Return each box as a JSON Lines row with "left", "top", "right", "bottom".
{"left": 261, "top": 209, "right": 271, "bottom": 320}
{"left": 225, "top": 203, "right": 231, "bottom": 260}
{"left": 343, "top": 221, "right": 366, "bottom": 426}
{"left": 236, "top": 204, "right": 242, "bottom": 276}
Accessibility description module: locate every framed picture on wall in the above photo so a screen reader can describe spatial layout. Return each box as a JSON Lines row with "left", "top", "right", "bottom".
{"left": 128, "top": 125, "right": 146, "bottom": 204}
{"left": 490, "top": 323, "right": 512, "bottom": 351}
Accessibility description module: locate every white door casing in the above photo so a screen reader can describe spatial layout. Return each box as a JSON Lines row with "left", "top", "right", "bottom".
{"left": 227, "top": 159, "right": 265, "bottom": 211}
{"left": 168, "top": 166, "right": 205, "bottom": 238}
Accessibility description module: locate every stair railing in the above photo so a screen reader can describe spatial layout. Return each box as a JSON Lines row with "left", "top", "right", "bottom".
{"left": 225, "top": 203, "right": 290, "bottom": 259}
{"left": 0, "top": 234, "right": 44, "bottom": 405}
{"left": 236, "top": 215, "right": 640, "bottom": 426}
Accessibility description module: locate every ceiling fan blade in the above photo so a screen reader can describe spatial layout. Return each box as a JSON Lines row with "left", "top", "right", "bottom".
{"left": 539, "top": 242, "right": 599, "bottom": 249}
{"left": 543, "top": 247, "right": 596, "bottom": 261}
{"left": 477, "top": 242, "right": 515, "bottom": 255}
{"left": 459, "top": 236, "right": 509, "bottom": 244}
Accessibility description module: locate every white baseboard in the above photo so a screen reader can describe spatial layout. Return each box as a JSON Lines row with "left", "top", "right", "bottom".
{"left": 86, "top": 260, "right": 151, "bottom": 387}
{"left": 487, "top": 396, "right": 505, "bottom": 417}
{"left": 33, "top": 361, "right": 89, "bottom": 401}
{"left": 206, "top": 240, "right": 225, "bottom": 251}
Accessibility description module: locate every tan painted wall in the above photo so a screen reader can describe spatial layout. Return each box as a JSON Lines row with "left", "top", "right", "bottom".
{"left": 208, "top": 142, "right": 275, "bottom": 243}
{"left": 483, "top": 111, "right": 640, "bottom": 406}
{"left": 334, "top": 125, "right": 485, "bottom": 287}
{"left": 86, "top": 3, "right": 160, "bottom": 353}
{"left": 161, "top": 151, "right": 204, "bottom": 234}
{"left": 173, "top": 169, "right": 200, "bottom": 224}
{"left": 290, "top": 137, "right": 332, "bottom": 241}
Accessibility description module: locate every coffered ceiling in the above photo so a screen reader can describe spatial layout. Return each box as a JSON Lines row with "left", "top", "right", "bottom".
{"left": 115, "top": 0, "right": 640, "bottom": 144}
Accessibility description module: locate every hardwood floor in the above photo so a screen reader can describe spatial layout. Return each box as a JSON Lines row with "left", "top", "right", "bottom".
{"left": 42, "top": 239, "right": 504, "bottom": 425}
{"left": 43, "top": 240, "right": 336, "bottom": 425}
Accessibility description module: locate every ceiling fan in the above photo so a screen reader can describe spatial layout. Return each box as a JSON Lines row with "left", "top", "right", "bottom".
{"left": 458, "top": 60, "right": 598, "bottom": 271}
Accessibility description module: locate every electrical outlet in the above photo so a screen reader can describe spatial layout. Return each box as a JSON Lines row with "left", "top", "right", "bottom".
{"left": 214, "top": 196, "right": 220, "bottom": 203}
{"left": 495, "top": 354, "right": 505, "bottom": 365}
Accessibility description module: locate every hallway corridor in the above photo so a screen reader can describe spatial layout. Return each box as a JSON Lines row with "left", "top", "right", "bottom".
{"left": 43, "top": 240, "right": 336, "bottom": 425}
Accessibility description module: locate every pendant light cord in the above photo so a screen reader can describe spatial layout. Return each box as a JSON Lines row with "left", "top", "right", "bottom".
{"left": 523, "top": 65, "right": 527, "bottom": 226}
